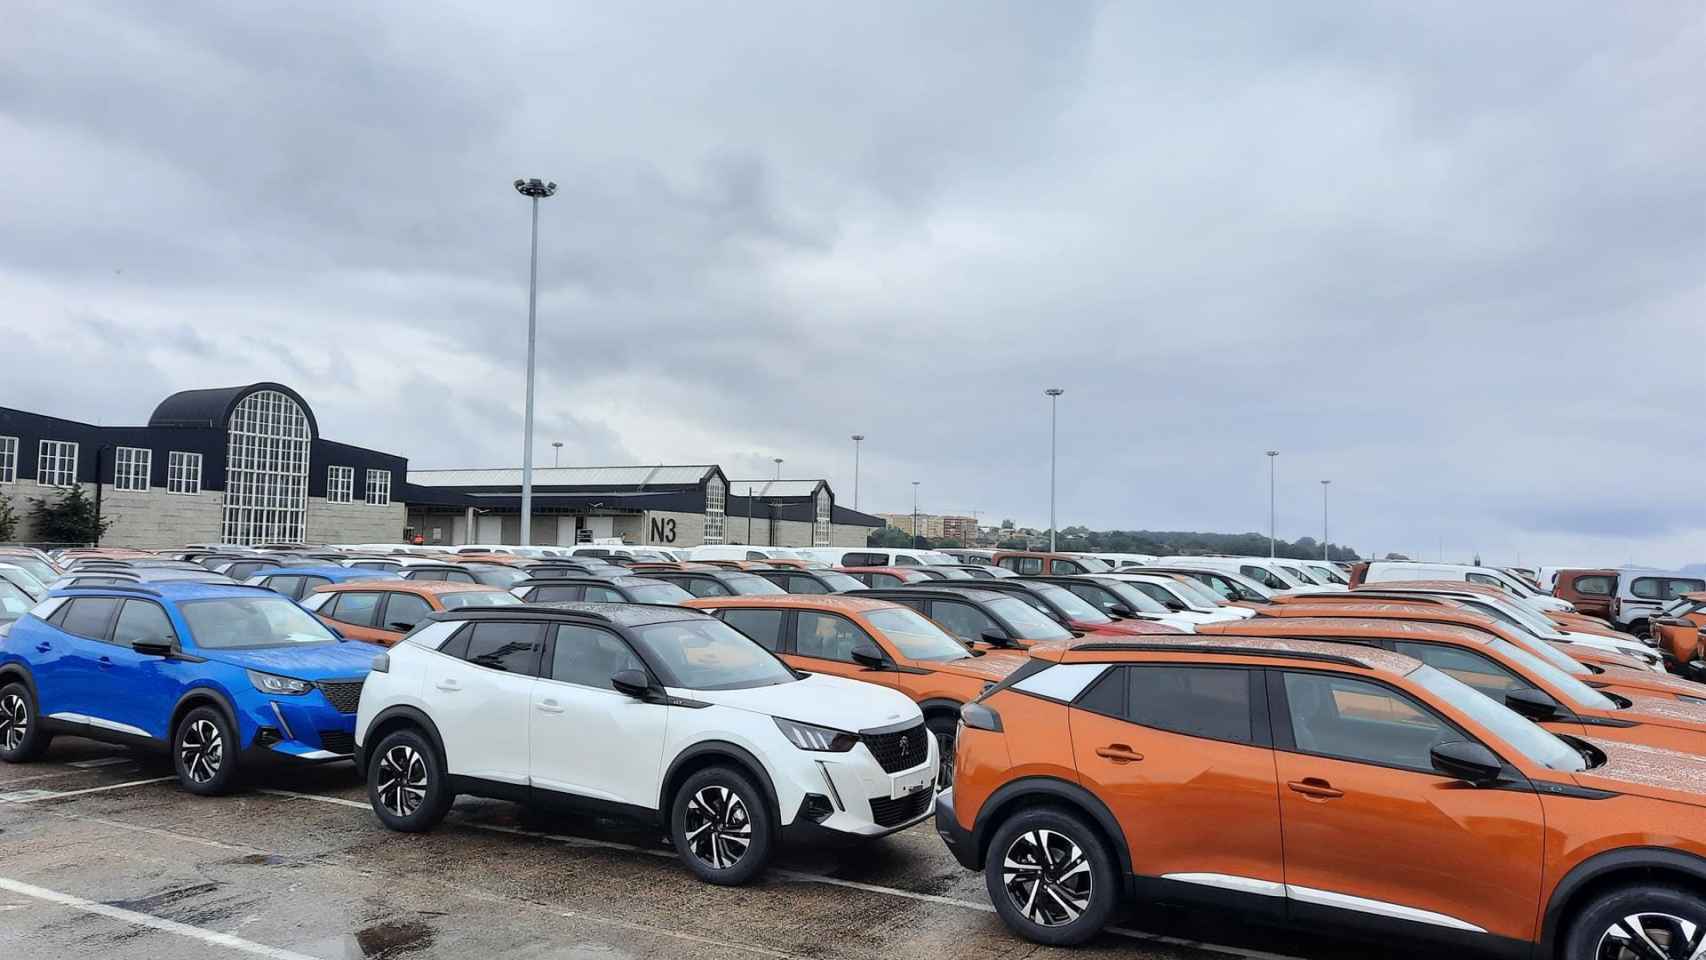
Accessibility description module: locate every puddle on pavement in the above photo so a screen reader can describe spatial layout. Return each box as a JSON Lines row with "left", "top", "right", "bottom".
{"left": 229, "top": 852, "right": 289, "bottom": 866}
{"left": 300, "top": 919, "right": 435, "bottom": 959}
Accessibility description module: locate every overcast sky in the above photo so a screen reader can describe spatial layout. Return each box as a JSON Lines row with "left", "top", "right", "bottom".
{"left": 3, "top": 2, "right": 1702, "bottom": 566}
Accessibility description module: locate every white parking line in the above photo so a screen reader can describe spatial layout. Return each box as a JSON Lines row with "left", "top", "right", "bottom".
{"left": 0, "top": 776, "right": 174, "bottom": 804}
{"left": 0, "top": 876, "right": 321, "bottom": 960}
{"left": 256, "top": 787, "right": 1304, "bottom": 960}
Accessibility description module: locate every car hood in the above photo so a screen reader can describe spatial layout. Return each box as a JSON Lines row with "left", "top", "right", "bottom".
{"left": 1572, "top": 738, "right": 1706, "bottom": 810}
{"left": 1563, "top": 631, "right": 1664, "bottom": 663}
{"left": 930, "top": 652, "right": 1028, "bottom": 682}
{"left": 684, "top": 672, "right": 922, "bottom": 732}
{"left": 200, "top": 641, "right": 388, "bottom": 680}
{"left": 1592, "top": 665, "right": 1706, "bottom": 699}
{"left": 1609, "top": 693, "right": 1706, "bottom": 732}
{"left": 1083, "top": 620, "right": 1185, "bottom": 637}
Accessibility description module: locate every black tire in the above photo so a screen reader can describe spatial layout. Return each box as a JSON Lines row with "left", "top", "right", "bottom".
{"left": 926, "top": 714, "right": 958, "bottom": 788}
{"left": 984, "top": 806, "right": 1119, "bottom": 946}
{"left": 1563, "top": 883, "right": 1706, "bottom": 959}
{"left": 670, "top": 765, "right": 773, "bottom": 885}
{"left": 1629, "top": 620, "right": 1652, "bottom": 640}
{"left": 367, "top": 727, "right": 452, "bottom": 833}
{"left": 0, "top": 681, "right": 51, "bottom": 763}
{"left": 172, "top": 705, "right": 239, "bottom": 796}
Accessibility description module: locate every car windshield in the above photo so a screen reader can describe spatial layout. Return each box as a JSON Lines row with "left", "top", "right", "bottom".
{"left": 631, "top": 618, "right": 797, "bottom": 690}
{"left": 1168, "top": 577, "right": 1229, "bottom": 608}
{"left": 1070, "top": 556, "right": 1112, "bottom": 573}
{"left": 864, "top": 607, "right": 972, "bottom": 661}
{"left": 1100, "top": 581, "right": 1169, "bottom": 614}
{"left": 725, "top": 574, "right": 786, "bottom": 595}
{"left": 1279, "top": 564, "right": 1323, "bottom": 585}
{"left": 987, "top": 596, "right": 1073, "bottom": 641}
{"left": 1306, "top": 565, "right": 1349, "bottom": 585}
{"left": 1478, "top": 597, "right": 1565, "bottom": 638}
{"left": 467, "top": 566, "right": 529, "bottom": 587}
{"left": 1489, "top": 637, "right": 1617, "bottom": 711}
{"left": 2, "top": 557, "right": 59, "bottom": 584}
{"left": 816, "top": 571, "right": 866, "bottom": 593}
{"left": 179, "top": 596, "right": 338, "bottom": 649}
{"left": 1409, "top": 665, "right": 1587, "bottom": 772}
{"left": 0, "top": 582, "right": 32, "bottom": 620}
{"left": 1033, "top": 584, "right": 1111, "bottom": 623}
{"left": 628, "top": 583, "right": 694, "bottom": 604}
{"left": 0, "top": 565, "right": 47, "bottom": 593}
{"left": 439, "top": 590, "right": 522, "bottom": 609}
{"left": 1260, "top": 565, "right": 1308, "bottom": 589}
{"left": 918, "top": 552, "right": 959, "bottom": 565}
{"left": 1220, "top": 573, "right": 1275, "bottom": 600}
{"left": 763, "top": 548, "right": 805, "bottom": 560}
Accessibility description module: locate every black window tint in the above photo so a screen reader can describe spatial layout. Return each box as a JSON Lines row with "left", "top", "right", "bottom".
{"left": 352, "top": 561, "right": 391, "bottom": 570}
{"left": 1067, "top": 584, "right": 1116, "bottom": 614}
{"left": 443, "top": 569, "right": 477, "bottom": 583}
{"left": 532, "top": 585, "right": 582, "bottom": 603}
{"left": 1075, "top": 665, "right": 1125, "bottom": 717}
{"left": 439, "top": 624, "right": 472, "bottom": 660}
{"left": 583, "top": 586, "right": 625, "bottom": 603}
{"left": 928, "top": 600, "right": 1001, "bottom": 643}
{"left": 329, "top": 592, "right": 382, "bottom": 628}
{"left": 894, "top": 554, "right": 919, "bottom": 566}
{"left": 789, "top": 575, "right": 828, "bottom": 595}
{"left": 60, "top": 597, "right": 120, "bottom": 641}
{"left": 721, "top": 608, "right": 785, "bottom": 651}
{"left": 1391, "top": 641, "right": 1530, "bottom": 701}
{"left": 113, "top": 600, "right": 176, "bottom": 647}
{"left": 463, "top": 621, "right": 545, "bottom": 674}
{"left": 841, "top": 552, "right": 884, "bottom": 567}
{"left": 746, "top": 551, "right": 767, "bottom": 561}
{"left": 1127, "top": 666, "right": 1253, "bottom": 744}
{"left": 385, "top": 593, "right": 433, "bottom": 631}
{"left": 1281, "top": 672, "right": 1453, "bottom": 772}
{"left": 410, "top": 569, "right": 445, "bottom": 582}
{"left": 794, "top": 611, "right": 873, "bottom": 662}
{"left": 1055, "top": 560, "right": 1083, "bottom": 574}
{"left": 298, "top": 577, "right": 330, "bottom": 598}
{"left": 683, "top": 578, "right": 729, "bottom": 598}
{"left": 550, "top": 624, "right": 645, "bottom": 689}
{"left": 263, "top": 575, "right": 301, "bottom": 598}
{"left": 872, "top": 573, "right": 900, "bottom": 588}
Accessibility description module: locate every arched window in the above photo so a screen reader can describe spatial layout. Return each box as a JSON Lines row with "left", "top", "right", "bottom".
{"left": 813, "top": 489, "right": 831, "bottom": 547}
{"left": 703, "top": 477, "right": 725, "bottom": 544}
{"left": 222, "top": 390, "right": 311, "bottom": 545}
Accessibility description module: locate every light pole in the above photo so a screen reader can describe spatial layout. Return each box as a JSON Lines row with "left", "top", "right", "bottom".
{"left": 1265, "top": 450, "right": 1279, "bottom": 559}
{"left": 551, "top": 441, "right": 563, "bottom": 468}
{"left": 912, "top": 481, "right": 921, "bottom": 548}
{"left": 850, "top": 435, "right": 864, "bottom": 511}
{"left": 1045, "top": 388, "right": 1064, "bottom": 551}
{"left": 773, "top": 457, "right": 783, "bottom": 480}
{"left": 514, "top": 177, "right": 557, "bottom": 546}
{"left": 1320, "top": 479, "right": 1331, "bottom": 561}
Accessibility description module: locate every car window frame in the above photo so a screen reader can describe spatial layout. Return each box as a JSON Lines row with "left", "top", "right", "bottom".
{"left": 1266, "top": 667, "right": 1493, "bottom": 777}
{"left": 790, "top": 609, "right": 882, "bottom": 664}
{"left": 542, "top": 622, "right": 652, "bottom": 691}
{"left": 325, "top": 590, "right": 386, "bottom": 629}
{"left": 1072, "top": 663, "right": 1270, "bottom": 748}
{"left": 111, "top": 598, "right": 180, "bottom": 648}
{"left": 717, "top": 606, "right": 788, "bottom": 652}
{"left": 382, "top": 591, "right": 435, "bottom": 633}
{"left": 58, "top": 596, "right": 123, "bottom": 643}
{"left": 446, "top": 619, "right": 548, "bottom": 676}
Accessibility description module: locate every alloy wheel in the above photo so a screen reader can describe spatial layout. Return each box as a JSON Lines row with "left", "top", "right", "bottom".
{"left": 179, "top": 719, "right": 223, "bottom": 784}
{"left": 1596, "top": 913, "right": 1706, "bottom": 959}
{"left": 1002, "top": 829, "right": 1093, "bottom": 927}
{"left": 377, "top": 745, "right": 427, "bottom": 817}
{"left": 683, "top": 785, "right": 752, "bottom": 870}
{"left": 0, "top": 694, "right": 26, "bottom": 752}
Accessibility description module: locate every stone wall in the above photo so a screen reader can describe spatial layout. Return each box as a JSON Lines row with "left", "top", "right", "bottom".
{"left": 305, "top": 498, "right": 407, "bottom": 545}
{"left": 100, "top": 485, "right": 223, "bottom": 548}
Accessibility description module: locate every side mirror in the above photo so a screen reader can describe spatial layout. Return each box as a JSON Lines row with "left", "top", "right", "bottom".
{"left": 979, "top": 630, "right": 1018, "bottom": 649}
{"left": 1504, "top": 687, "right": 1560, "bottom": 721}
{"left": 1429, "top": 740, "right": 1504, "bottom": 784}
{"left": 1108, "top": 604, "right": 1135, "bottom": 618}
{"left": 1165, "top": 601, "right": 1187, "bottom": 612}
{"left": 132, "top": 639, "right": 173, "bottom": 657}
{"left": 387, "top": 621, "right": 417, "bottom": 632}
{"left": 611, "top": 669, "right": 654, "bottom": 699}
{"left": 850, "top": 641, "right": 887, "bottom": 669}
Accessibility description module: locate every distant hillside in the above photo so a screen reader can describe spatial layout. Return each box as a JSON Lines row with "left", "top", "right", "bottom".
{"left": 1041, "top": 527, "right": 1359, "bottom": 562}
{"left": 1683, "top": 563, "right": 1706, "bottom": 578}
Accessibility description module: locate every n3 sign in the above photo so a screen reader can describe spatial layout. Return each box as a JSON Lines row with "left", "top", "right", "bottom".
{"left": 650, "top": 517, "right": 677, "bottom": 543}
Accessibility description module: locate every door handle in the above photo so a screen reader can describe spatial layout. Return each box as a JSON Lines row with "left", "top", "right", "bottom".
{"left": 1287, "top": 778, "right": 1344, "bottom": 800}
{"left": 537, "top": 700, "right": 565, "bottom": 715}
{"left": 98, "top": 656, "right": 112, "bottom": 669}
{"left": 434, "top": 680, "right": 461, "bottom": 692}
{"left": 1095, "top": 744, "right": 1144, "bottom": 763}
{"left": 35, "top": 643, "right": 50, "bottom": 653}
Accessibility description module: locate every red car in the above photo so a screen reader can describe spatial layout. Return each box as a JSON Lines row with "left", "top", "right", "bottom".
{"left": 837, "top": 566, "right": 936, "bottom": 588}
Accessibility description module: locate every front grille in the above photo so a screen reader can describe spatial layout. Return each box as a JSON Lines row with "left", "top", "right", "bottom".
{"left": 318, "top": 731, "right": 356, "bottom": 755}
{"left": 861, "top": 722, "right": 929, "bottom": 773}
{"left": 316, "top": 680, "right": 365, "bottom": 714}
{"left": 868, "top": 790, "right": 932, "bottom": 828}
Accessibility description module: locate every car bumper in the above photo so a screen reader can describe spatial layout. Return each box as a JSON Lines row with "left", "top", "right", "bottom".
{"left": 240, "top": 696, "right": 359, "bottom": 761}
{"left": 934, "top": 788, "right": 978, "bottom": 870}
{"left": 772, "top": 735, "right": 939, "bottom": 840}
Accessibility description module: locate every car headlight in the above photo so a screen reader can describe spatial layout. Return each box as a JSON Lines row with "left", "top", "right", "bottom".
{"left": 247, "top": 670, "right": 312, "bottom": 696}
{"left": 774, "top": 717, "right": 858, "bottom": 752}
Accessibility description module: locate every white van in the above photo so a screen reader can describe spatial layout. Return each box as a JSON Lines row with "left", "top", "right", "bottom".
{"left": 1359, "top": 561, "right": 1575, "bottom": 614}
{"left": 1154, "top": 556, "right": 1333, "bottom": 595}
{"left": 686, "top": 545, "right": 810, "bottom": 563}
{"left": 1290, "top": 560, "right": 1351, "bottom": 589}
{"left": 796, "top": 547, "right": 959, "bottom": 568}
{"left": 1085, "top": 553, "right": 1157, "bottom": 569}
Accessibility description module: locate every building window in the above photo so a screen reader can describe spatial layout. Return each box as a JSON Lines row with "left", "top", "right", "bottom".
{"left": 365, "top": 469, "right": 391, "bottom": 506}
{"left": 222, "top": 390, "right": 311, "bottom": 545}
{"left": 168, "top": 452, "right": 203, "bottom": 495}
{"left": 704, "top": 477, "right": 725, "bottom": 544}
{"left": 813, "top": 489, "right": 831, "bottom": 547}
{"left": 0, "top": 436, "right": 15, "bottom": 483}
{"left": 37, "top": 440, "right": 79, "bottom": 488}
{"left": 114, "top": 446, "right": 152, "bottom": 491}
{"left": 327, "top": 465, "right": 354, "bottom": 504}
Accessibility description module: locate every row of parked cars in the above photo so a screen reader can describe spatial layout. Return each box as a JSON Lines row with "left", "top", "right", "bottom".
{"left": 6, "top": 541, "right": 1706, "bottom": 959}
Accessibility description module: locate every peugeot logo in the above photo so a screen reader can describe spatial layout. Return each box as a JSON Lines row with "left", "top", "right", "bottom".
{"left": 899, "top": 736, "right": 913, "bottom": 756}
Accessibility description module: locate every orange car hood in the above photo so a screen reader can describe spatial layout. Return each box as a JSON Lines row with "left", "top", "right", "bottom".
{"left": 1593, "top": 665, "right": 1706, "bottom": 699}
{"left": 1573, "top": 738, "right": 1706, "bottom": 810}
{"left": 930, "top": 653, "right": 1026, "bottom": 683}
{"left": 1614, "top": 693, "right": 1706, "bottom": 733}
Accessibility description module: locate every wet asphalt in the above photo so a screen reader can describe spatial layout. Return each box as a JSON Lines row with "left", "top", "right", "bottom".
{"left": 0, "top": 738, "right": 1473, "bottom": 960}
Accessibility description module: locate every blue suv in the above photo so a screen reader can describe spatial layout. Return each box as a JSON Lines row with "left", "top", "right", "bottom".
{"left": 0, "top": 582, "right": 386, "bottom": 794}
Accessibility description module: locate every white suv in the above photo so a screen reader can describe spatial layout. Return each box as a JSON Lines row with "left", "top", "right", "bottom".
{"left": 354, "top": 603, "right": 936, "bottom": 884}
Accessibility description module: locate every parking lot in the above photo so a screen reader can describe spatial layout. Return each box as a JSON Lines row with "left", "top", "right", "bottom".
{"left": 0, "top": 737, "right": 1452, "bottom": 960}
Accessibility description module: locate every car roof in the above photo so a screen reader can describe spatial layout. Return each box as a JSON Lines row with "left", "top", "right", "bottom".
{"left": 316, "top": 579, "right": 502, "bottom": 596}
{"left": 265, "top": 565, "right": 400, "bottom": 579}
{"left": 1027, "top": 633, "right": 1421, "bottom": 675}
{"left": 852, "top": 586, "right": 1010, "bottom": 605}
{"left": 1209, "top": 616, "right": 1497, "bottom": 646}
{"left": 51, "top": 581, "right": 279, "bottom": 602}
{"left": 684, "top": 594, "right": 903, "bottom": 614}
{"left": 467, "top": 601, "right": 705, "bottom": 626}
{"left": 522, "top": 576, "right": 671, "bottom": 588}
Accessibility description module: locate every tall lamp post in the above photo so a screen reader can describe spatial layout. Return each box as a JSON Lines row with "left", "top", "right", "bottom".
{"left": 1045, "top": 388, "right": 1064, "bottom": 551}
{"left": 850, "top": 434, "right": 864, "bottom": 511}
{"left": 912, "top": 481, "right": 921, "bottom": 549}
{"left": 551, "top": 441, "right": 563, "bottom": 468}
{"left": 773, "top": 457, "right": 784, "bottom": 480}
{"left": 514, "top": 177, "right": 557, "bottom": 547}
{"left": 1265, "top": 450, "right": 1279, "bottom": 559}
{"left": 1320, "top": 479, "right": 1331, "bottom": 561}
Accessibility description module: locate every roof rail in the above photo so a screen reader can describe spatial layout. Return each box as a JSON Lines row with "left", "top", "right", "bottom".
{"left": 57, "top": 583, "right": 163, "bottom": 597}
{"left": 1066, "top": 642, "right": 1369, "bottom": 669}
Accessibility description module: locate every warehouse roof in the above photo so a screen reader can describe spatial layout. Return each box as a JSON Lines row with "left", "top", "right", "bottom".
{"left": 409, "top": 465, "right": 720, "bottom": 488}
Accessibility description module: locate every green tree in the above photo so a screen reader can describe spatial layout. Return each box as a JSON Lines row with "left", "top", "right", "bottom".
{"left": 29, "top": 485, "right": 114, "bottom": 545}
{"left": 866, "top": 526, "right": 913, "bottom": 548}
{"left": 0, "top": 492, "right": 18, "bottom": 542}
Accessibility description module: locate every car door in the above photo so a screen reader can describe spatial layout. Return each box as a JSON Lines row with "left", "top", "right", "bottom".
{"left": 1562, "top": 573, "right": 1615, "bottom": 620}
{"left": 381, "top": 592, "right": 433, "bottom": 636}
{"left": 1269, "top": 669, "right": 1544, "bottom": 941}
{"left": 316, "top": 591, "right": 394, "bottom": 644}
{"left": 260, "top": 575, "right": 301, "bottom": 599}
{"left": 925, "top": 598, "right": 1010, "bottom": 648}
{"left": 529, "top": 623, "right": 667, "bottom": 806}
{"left": 429, "top": 620, "right": 543, "bottom": 786}
{"left": 37, "top": 597, "right": 120, "bottom": 728}
{"left": 718, "top": 608, "right": 786, "bottom": 652}
{"left": 96, "top": 599, "right": 187, "bottom": 740}
{"left": 786, "top": 610, "right": 880, "bottom": 683}
{"left": 1068, "top": 664, "right": 1286, "bottom": 919}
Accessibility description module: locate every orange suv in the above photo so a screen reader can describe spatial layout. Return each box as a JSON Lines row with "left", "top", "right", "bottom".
{"left": 939, "top": 633, "right": 1706, "bottom": 957}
